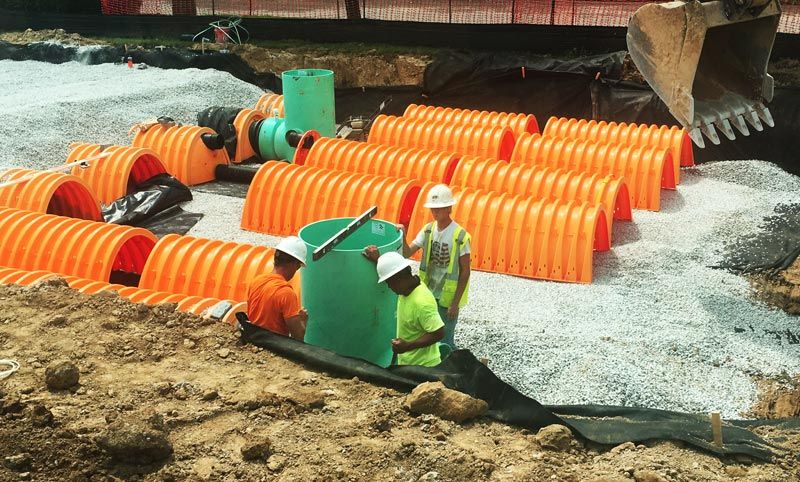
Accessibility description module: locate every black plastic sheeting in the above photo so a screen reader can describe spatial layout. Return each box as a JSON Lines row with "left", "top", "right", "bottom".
{"left": 103, "top": 174, "right": 201, "bottom": 236}
{"left": 238, "top": 319, "right": 786, "bottom": 461}
{"left": 137, "top": 205, "right": 204, "bottom": 237}
{"left": 716, "top": 204, "right": 800, "bottom": 275}
{"left": 197, "top": 106, "right": 244, "bottom": 161}
{"left": 0, "top": 40, "right": 280, "bottom": 92}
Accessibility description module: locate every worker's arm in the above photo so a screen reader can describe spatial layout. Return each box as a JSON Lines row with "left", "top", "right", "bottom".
{"left": 447, "top": 253, "right": 471, "bottom": 319}
{"left": 398, "top": 224, "right": 421, "bottom": 258}
{"left": 392, "top": 327, "right": 445, "bottom": 354}
{"left": 285, "top": 308, "right": 308, "bottom": 341}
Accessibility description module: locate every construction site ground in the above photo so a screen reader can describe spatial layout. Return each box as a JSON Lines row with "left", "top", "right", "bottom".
{"left": 1, "top": 281, "right": 799, "bottom": 482}
{"left": 2, "top": 30, "right": 800, "bottom": 481}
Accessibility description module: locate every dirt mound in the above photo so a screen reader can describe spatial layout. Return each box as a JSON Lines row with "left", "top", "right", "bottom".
{"left": 749, "top": 258, "right": 800, "bottom": 315}
{"left": 0, "top": 29, "right": 103, "bottom": 46}
{"left": 0, "top": 282, "right": 798, "bottom": 481}
{"left": 751, "top": 376, "right": 800, "bottom": 419}
{"left": 214, "top": 43, "right": 431, "bottom": 88}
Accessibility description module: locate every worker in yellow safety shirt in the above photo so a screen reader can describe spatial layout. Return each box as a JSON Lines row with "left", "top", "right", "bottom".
{"left": 247, "top": 236, "right": 308, "bottom": 341}
{"left": 398, "top": 184, "right": 471, "bottom": 350}
{"left": 364, "top": 250, "right": 444, "bottom": 367}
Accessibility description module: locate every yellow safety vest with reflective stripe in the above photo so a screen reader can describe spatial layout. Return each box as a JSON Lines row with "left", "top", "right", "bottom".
{"left": 418, "top": 222, "right": 470, "bottom": 308}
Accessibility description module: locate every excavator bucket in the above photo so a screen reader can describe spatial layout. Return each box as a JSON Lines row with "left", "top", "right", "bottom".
{"left": 627, "top": 0, "right": 781, "bottom": 147}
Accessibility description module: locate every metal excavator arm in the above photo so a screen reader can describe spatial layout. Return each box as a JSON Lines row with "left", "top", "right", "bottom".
{"left": 627, "top": 0, "right": 781, "bottom": 147}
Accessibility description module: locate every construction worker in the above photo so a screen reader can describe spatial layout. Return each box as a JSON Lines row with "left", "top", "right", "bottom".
{"left": 400, "top": 184, "right": 471, "bottom": 350}
{"left": 372, "top": 251, "right": 444, "bottom": 367}
{"left": 247, "top": 236, "right": 308, "bottom": 341}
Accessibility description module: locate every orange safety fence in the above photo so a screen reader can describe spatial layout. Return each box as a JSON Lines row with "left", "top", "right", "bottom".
{"left": 0, "top": 168, "right": 102, "bottom": 221}
{"left": 543, "top": 117, "right": 693, "bottom": 183}
{"left": 232, "top": 108, "right": 266, "bottom": 163}
{"left": 255, "top": 93, "right": 285, "bottom": 117}
{"left": 451, "top": 156, "right": 631, "bottom": 241}
{"left": 403, "top": 104, "right": 539, "bottom": 137}
{"left": 242, "top": 161, "right": 421, "bottom": 235}
{"left": 298, "top": 137, "right": 461, "bottom": 184}
{"left": 409, "top": 184, "right": 609, "bottom": 283}
{"left": 0, "top": 267, "right": 244, "bottom": 324}
{"left": 0, "top": 208, "right": 156, "bottom": 282}
{"left": 367, "top": 115, "right": 517, "bottom": 161}
{"left": 511, "top": 133, "right": 674, "bottom": 211}
{"left": 66, "top": 144, "right": 167, "bottom": 205}
{"left": 138, "top": 233, "right": 298, "bottom": 302}
{"left": 132, "top": 124, "right": 230, "bottom": 186}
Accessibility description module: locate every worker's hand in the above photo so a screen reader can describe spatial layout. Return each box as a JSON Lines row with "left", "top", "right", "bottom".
{"left": 363, "top": 245, "right": 380, "bottom": 262}
{"left": 298, "top": 308, "right": 309, "bottom": 322}
{"left": 396, "top": 223, "right": 407, "bottom": 234}
{"left": 391, "top": 338, "right": 412, "bottom": 354}
{"left": 446, "top": 304, "right": 459, "bottom": 320}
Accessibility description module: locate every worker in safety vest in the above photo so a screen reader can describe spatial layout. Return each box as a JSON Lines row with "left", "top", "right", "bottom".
{"left": 400, "top": 184, "right": 471, "bottom": 350}
{"left": 247, "top": 236, "right": 308, "bottom": 341}
{"left": 373, "top": 251, "right": 444, "bottom": 367}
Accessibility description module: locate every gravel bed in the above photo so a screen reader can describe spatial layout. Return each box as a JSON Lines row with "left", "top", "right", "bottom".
{"left": 2, "top": 58, "right": 800, "bottom": 417}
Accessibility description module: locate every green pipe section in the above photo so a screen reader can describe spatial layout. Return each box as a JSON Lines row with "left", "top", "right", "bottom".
{"left": 256, "top": 117, "right": 294, "bottom": 161}
{"left": 299, "top": 217, "right": 400, "bottom": 368}
{"left": 282, "top": 69, "right": 336, "bottom": 138}
{"left": 256, "top": 69, "right": 336, "bottom": 161}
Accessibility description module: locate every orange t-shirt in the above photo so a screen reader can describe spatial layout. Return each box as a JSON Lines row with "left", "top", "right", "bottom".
{"left": 247, "top": 273, "right": 301, "bottom": 336}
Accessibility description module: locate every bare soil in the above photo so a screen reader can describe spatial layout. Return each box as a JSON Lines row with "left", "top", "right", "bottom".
{"left": 749, "top": 258, "right": 800, "bottom": 316}
{"left": 1, "top": 281, "right": 799, "bottom": 481}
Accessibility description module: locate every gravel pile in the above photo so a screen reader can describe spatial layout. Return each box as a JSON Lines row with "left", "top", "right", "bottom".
{"left": 2, "top": 58, "right": 799, "bottom": 417}
{"left": 0, "top": 59, "right": 264, "bottom": 170}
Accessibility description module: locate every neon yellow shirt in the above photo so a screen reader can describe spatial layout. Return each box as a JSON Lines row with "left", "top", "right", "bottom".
{"left": 397, "top": 283, "right": 444, "bottom": 367}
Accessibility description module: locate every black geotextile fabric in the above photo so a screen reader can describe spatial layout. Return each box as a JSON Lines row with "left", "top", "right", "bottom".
{"left": 715, "top": 204, "right": 800, "bottom": 275}
{"left": 0, "top": 41, "right": 280, "bottom": 92}
{"left": 238, "top": 319, "right": 785, "bottom": 461}
{"left": 103, "top": 174, "right": 200, "bottom": 235}
{"left": 137, "top": 205, "right": 204, "bottom": 237}
{"left": 197, "top": 106, "right": 243, "bottom": 161}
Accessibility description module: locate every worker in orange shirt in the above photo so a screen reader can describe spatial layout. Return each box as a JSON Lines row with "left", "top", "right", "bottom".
{"left": 247, "top": 236, "right": 308, "bottom": 340}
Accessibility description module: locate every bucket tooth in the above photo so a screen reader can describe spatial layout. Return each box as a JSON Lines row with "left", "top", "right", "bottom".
{"left": 730, "top": 115, "right": 750, "bottom": 137}
{"left": 688, "top": 128, "right": 706, "bottom": 148}
{"left": 745, "top": 110, "right": 764, "bottom": 132}
{"left": 756, "top": 105, "right": 774, "bottom": 128}
{"left": 700, "top": 123, "right": 721, "bottom": 145}
{"left": 714, "top": 118, "right": 736, "bottom": 141}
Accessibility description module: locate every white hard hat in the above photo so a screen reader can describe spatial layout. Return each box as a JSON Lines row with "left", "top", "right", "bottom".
{"left": 423, "top": 184, "right": 456, "bottom": 208}
{"left": 276, "top": 236, "right": 307, "bottom": 266}
{"left": 376, "top": 251, "right": 411, "bottom": 283}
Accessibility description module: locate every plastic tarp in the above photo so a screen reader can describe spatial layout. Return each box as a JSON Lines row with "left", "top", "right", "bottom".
{"left": 716, "top": 203, "right": 800, "bottom": 274}
{"left": 238, "top": 318, "right": 785, "bottom": 461}
{"left": 197, "top": 106, "right": 243, "bottom": 161}
{"left": 103, "top": 173, "right": 201, "bottom": 236}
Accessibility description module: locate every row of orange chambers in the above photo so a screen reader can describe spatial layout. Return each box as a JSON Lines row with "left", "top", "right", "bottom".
{"left": 240, "top": 102, "right": 695, "bottom": 284}
{"left": 0, "top": 112, "right": 298, "bottom": 319}
{"left": 0, "top": 97, "right": 300, "bottom": 319}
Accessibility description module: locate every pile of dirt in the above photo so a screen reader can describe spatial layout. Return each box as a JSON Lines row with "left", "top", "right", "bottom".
{"left": 0, "top": 28, "right": 103, "bottom": 46}
{"left": 203, "top": 43, "right": 431, "bottom": 88}
{"left": 1, "top": 281, "right": 799, "bottom": 481}
{"left": 751, "top": 376, "right": 800, "bottom": 419}
{"left": 749, "top": 258, "right": 800, "bottom": 315}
